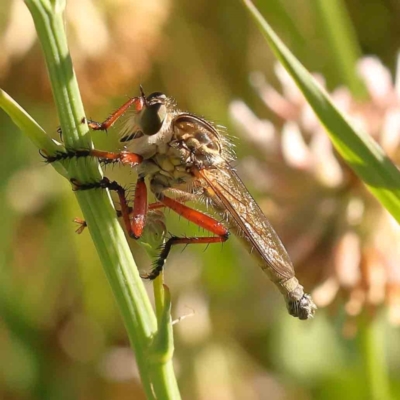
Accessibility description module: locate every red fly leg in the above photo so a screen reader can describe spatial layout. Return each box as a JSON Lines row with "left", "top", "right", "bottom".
{"left": 71, "top": 177, "right": 148, "bottom": 240}
{"left": 76, "top": 196, "right": 166, "bottom": 235}
{"left": 43, "top": 97, "right": 144, "bottom": 163}
{"left": 101, "top": 177, "right": 148, "bottom": 239}
{"left": 46, "top": 96, "right": 144, "bottom": 151}
{"left": 42, "top": 148, "right": 142, "bottom": 166}
{"left": 87, "top": 96, "right": 145, "bottom": 131}
{"left": 75, "top": 180, "right": 150, "bottom": 235}
{"left": 148, "top": 201, "right": 165, "bottom": 210}
{"left": 148, "top": 191, "right": 198, "bottom": 210}
{"left": 142, "top": 195, "right": 230, "bottom": 280}
{"left": 160, "top": 195, "right": 227, "bottom": 235}
{"left": 90, "top": 149, "right": 142, "bottom": 166}
{"left": 130, "top": 178, "right": 147, "bottom": 239}
{"left": 76, "top": 191, "right": 195, "bottom": 233}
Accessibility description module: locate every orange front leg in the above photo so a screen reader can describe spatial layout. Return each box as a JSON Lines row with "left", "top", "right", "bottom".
{"left": 87, "top": 96, "right": 144, "bottom": 131}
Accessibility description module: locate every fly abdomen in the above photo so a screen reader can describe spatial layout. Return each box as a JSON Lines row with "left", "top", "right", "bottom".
{"left": 279, "top": 277, "right": 317, "bottom": 320}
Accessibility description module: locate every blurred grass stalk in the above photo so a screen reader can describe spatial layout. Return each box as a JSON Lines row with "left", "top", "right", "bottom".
{"left": 5, "top": 0, "right": 181, "bottom": 398}
{"left": 243, "top": 0, "right": 395, "bottom": 398}
{"left": 359, "top": 315, "right": 392, "bottom": 400}
{"left": 312, "top": 0, "right": 368, "bottom": 98}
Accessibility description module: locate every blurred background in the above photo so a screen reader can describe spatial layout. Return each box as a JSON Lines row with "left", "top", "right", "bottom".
{"left": 1, "top": 0, "right": 400, "bottom": 399}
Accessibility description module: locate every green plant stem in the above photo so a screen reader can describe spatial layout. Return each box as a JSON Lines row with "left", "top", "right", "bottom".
{"left": 359, "top": 315, "right": 392, "bottom": 400}
{"left": 23, "top": 0, "right": 180, "bottom": 398}
{"left": 152, "top": 279, "right": 181, "bottom": 399}
{"left": 141, "top": 213, "right": 180, "bottom": 398}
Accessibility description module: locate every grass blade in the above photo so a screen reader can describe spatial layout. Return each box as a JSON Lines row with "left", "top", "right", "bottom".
{"left": 242, "top": 0, "right": 400, "bottom": 223}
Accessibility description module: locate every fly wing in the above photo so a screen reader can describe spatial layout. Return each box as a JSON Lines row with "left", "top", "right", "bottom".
{"left": 199, "top": 166, "right": 295, "bottom": 283}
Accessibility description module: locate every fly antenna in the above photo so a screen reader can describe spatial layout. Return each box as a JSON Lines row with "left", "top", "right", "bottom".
{"left": 139, "top": 84, "right": 146, "bottom": 99}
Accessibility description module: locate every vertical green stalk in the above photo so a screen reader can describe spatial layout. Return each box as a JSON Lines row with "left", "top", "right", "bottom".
{"left": 359, "top": 315, "right": 392, "bottom": 400}
{"left": 151, "top": 278, "right": 181, "bottom": 399}
{"left": 141, "top": 211, "right": 181, "bottom": 399}
{"left": 23, "top": 0, "right": 180, "bottom": 398}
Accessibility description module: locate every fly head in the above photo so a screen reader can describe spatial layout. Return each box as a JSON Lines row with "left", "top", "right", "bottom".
{"left": 139, "top": 91, "right": 168, "bottom": 136}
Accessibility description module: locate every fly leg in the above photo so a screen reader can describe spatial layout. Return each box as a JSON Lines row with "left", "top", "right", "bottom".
{"left": 57, "top": 96, "right": 143, "bottom": 140}
{"left": 44, "top": 147, "right": 143, "bottom": 233}
{"left": 74, "top": 206, "right": 135, "bottom": 234}
{"left": 86, "top": 96, "right": 144, "bottom": 131}
{"left": 52, "top": 95, "right": 144, "bottom": 150}
{"left": 42, "top": 148, "right": 142, "bottom": 167}
{"left": 142, "top": 194, "right": 230, "bottom": 280}
{"left": 144, "top": 191, "right": 199, "bottom": 210}
{"left": 42, "top": 95, "right": 144, "bottom": 164}
{"left": 71, "top": 177, "right": 148, "bottom": 239}
{"left": 74, "top": 201, "right": 161, "bottom": 234}
{"left": 74, "top": 191, "right": 196, "bottom": 233}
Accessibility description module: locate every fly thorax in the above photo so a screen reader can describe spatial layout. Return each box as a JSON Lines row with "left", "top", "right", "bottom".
{"left": 173, "top": 119, "right": 225, "bottom": 169}
{"left": 138, "top": 143, "right": 194, "bottom": 194}
{"left": 137, "top": 112, "right": 225, "bottom": 194}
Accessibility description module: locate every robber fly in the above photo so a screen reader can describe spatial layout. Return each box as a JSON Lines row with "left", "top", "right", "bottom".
{"left": 45, "top": 87, "right": 316, "bottom": 320}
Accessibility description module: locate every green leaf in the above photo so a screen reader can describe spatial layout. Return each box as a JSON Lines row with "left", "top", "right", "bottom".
{"left": 0, "top": 89, "right": 68, "bottom": 178}
{"left": 242, "top": 0, "right": 400, "bottom": 223}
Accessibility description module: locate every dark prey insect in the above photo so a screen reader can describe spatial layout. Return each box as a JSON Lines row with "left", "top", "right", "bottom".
{"left": 44, "top": 87, "right": 317, "bottom": 320}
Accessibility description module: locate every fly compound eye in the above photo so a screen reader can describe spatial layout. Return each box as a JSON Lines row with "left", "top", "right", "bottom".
{"left": 140, "top": 103, "right": 167, "bottom": 136}
{"left": 138, "top": 92, "right": 167, "bottom": 135}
